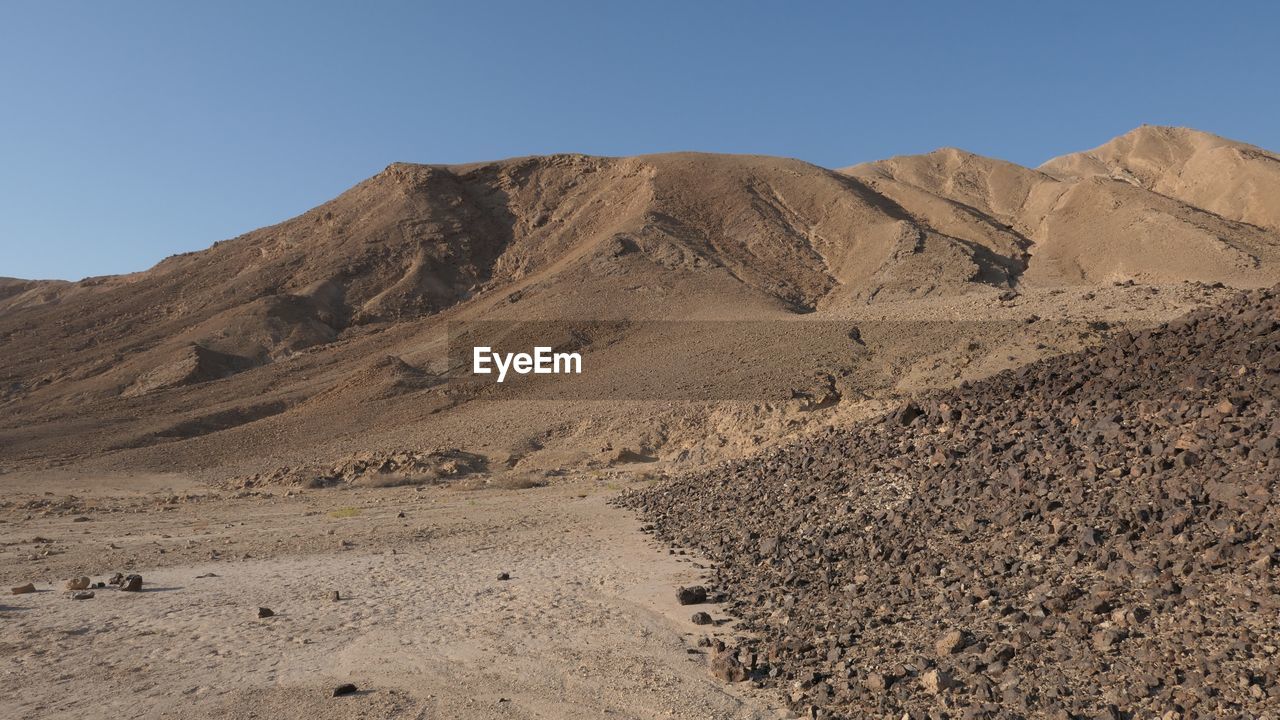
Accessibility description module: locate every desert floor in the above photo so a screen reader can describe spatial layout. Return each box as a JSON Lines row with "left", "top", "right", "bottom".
{"left": 0, "top": 473, "right": 785, "bottom": 719}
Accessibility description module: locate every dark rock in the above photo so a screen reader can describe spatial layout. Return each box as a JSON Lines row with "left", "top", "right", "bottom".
{"left": 257, "top": 607, "right": 274, "bottom": 618}
{"left": 332, "top": 683, "right": 358, "bottom": 697}
{"left": 676, "top": 585, "right": 708, "bottom": 605}
{"left": 710, "top": 651, "right": 749, "bottom": 682}
{"left": 1092, "top": 628, "right": 1126, "bottom": 652}
{"left": 895, "top": 403, "right": 925, "bottom": 426}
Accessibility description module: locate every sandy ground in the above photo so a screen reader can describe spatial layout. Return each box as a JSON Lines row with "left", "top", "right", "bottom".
{"left": 0, "top": 474, "right": 785, "bottom": 719}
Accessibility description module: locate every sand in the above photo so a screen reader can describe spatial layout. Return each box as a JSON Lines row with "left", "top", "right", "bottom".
{"left": 0, "top": 473, "right": 785, "bottom": 719}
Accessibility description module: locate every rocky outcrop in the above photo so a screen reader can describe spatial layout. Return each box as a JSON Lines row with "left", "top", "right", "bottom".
{"left": 622, "top": 286, "right": 1280, "bottom": 718}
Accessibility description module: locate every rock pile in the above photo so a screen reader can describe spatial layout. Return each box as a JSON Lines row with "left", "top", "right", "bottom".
{"left": 230, "top": 448, "right": 487, "bottom": 488}
{"left": 107, "top": 573, "right": 143, "bottom": 592}
{"left": 622, "top": 287, "right": 1280, "bottom": 719}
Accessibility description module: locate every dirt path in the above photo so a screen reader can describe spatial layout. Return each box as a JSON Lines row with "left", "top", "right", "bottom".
{"left": 0, "top": 477, "right": 785, "bottom": 719}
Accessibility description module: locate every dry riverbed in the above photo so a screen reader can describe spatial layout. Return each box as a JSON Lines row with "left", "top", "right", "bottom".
{"left": 0, "top": 472, "right": 785, "bottom": 719}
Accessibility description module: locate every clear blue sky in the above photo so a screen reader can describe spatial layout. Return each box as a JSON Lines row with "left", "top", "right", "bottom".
{"left": 3, "top": 1, "right": 1278, "bottom": 280}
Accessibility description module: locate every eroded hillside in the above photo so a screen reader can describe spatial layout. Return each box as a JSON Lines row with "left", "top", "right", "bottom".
{"left": 2, "top": 127, "right": 1279, "bottom": 481}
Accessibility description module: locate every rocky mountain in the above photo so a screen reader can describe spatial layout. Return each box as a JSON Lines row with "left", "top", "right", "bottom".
{"left": 2, "top": 127, "right": 1279, "bottom": 479}
{"left": 843, "top": 126, "right": 1280, "bottom": 286}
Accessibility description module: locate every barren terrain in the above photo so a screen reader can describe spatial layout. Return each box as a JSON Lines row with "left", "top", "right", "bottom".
{"left": 4, "top": 127, "right": 1280, "bottom": 485}
{"left": 1, "top": 471, "right": 785, "bottom": 719}
{"left": 4, "top": 125, "right": 1280, "bottom": 719}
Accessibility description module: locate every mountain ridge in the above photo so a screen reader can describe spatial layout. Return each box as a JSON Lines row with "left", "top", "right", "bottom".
{"left": 3, "top": 126, "right": 1279, "bottom": 479}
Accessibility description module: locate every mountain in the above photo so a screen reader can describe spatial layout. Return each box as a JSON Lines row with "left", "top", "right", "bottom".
{"left": 2, "top": 127, "right": 1279, "bottom": 480}
{"left": 1042, "top": 125, "right": 1280, "bottom": 231}
{"left": 842, "top": 126, "right": 1280, "bottom": 286}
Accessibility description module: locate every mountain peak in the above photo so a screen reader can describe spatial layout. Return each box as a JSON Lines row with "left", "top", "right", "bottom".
{"left": 1041, "top": 125, "right": 1280, "bottom": 230}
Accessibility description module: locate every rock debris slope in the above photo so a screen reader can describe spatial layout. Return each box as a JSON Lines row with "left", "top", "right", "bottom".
{"left": 622, "top": 286, "right": 1280, "bottom": 719}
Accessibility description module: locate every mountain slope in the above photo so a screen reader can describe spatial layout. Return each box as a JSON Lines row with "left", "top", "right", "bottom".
{"left": 2, "top": 128, "right": 1280, "bottom": 478}
{"left": 0, "top": 153, "right": 1024, "bottom": 411}
{"left": 1042, "top": 125, "right": 1280, "bottom": 231}
{"left": 842, "top": 126, "right": 1280, "bottom": 286}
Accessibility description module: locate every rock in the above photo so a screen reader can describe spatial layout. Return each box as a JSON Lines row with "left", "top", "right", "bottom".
{"left": 710, "top": 651, "right": 749, "bottom": 682}
{"left": 691, "top": 611, "right": 713, "bottom": 625}
{"left": 676, "top": 585, "right": 708, "bottom": 605}
{"left": 107, "top": 573, "right": 124, "bottom": 586}
{"left": 119, "top": 574, "right": 142, "bottom": 592}
{"left": 10, "top": 583, "right": 35, "bottom": 595}
{"left": 864, "top": 672, "right": 890, "bottom": 692}
{"left": 616, "top": 286, "right": 1280, "bottom": 719}
{"left": 1093, "top": 629, "right": 1126, "bottom": 652}
{"left": 988, "top": 644, "right": 1016, "bottom": 663}
{"left": 759, "top": 536, "right": 780, "bottom": 556}
{"left": 935, "top": 629, "right": 966, "bottom": 656}
{"left": 331, "top": 683, "right": 358, "bottom": 697}
{"left": 70, "top": 590, "right": 94, "bottom": 600}
{"left": 65, "top": 577, "right": 91, "bottom": 591}
{"left": 895, "top": 402, "right": 925, "bottom": 426}
{"left": 330, "top": 590, "right": 341, "bottom": 602}
{"left": 257, "top": 607, "right": 275, "bottom": 618}
{"left": 497, "top": 572, "right": 510, "bottom": 581}
{"left": 922, "top": 668, "right": 956, "bottom": 694}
